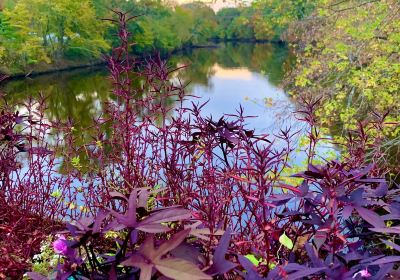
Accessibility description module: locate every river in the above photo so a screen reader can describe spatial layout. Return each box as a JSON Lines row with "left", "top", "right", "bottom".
{"left": 0, "top": 42, "right": 334, "bottom": 164}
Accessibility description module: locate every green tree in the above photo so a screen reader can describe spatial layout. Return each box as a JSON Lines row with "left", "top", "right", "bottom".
{"left": 1, "top": 0, "right": 110, "bottom": 73}
{"left": 285, "top": 0, "right": 400, "bottom": 173}
{"left": 0, "top": 4, "right": 50, "bottom": 73}
{"left": 215, "top": 8, "right": 242, "bottom": 39}
{"left": 181, "top": 2, "right": 217, "bottom": 44}
{"left": 251, "top": 0, "right": 315, "bottom": 40}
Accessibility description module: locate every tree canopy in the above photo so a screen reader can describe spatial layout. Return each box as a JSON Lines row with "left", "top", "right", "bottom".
{"left": 0, "top": 0, "right": 220, "bottom": 74}
{"left": 284, "top": 0, "right": 400, "bottom": 173}
{"left": 0, "top": 0, "right": 318, "bottom": 75}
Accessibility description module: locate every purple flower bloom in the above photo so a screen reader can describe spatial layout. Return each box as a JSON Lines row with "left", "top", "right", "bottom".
{"left": 53, "top": 235, "right": 68, "bottom": 255}
{"left": 353, "top": 268, "right": 371, "bottom": 278}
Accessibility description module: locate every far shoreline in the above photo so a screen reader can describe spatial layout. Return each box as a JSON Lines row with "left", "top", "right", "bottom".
{"left": 1, "top": 40, "right": 286, "bottom": 82}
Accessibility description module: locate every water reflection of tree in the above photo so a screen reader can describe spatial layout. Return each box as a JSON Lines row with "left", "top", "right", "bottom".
{"left": 169, "top": 48, "right": 218, "bottom": 88}
{"left": 1, "top": 43, "right": 292, "bottom": 143}
{"left": 2, "top": 68, "right": 111, "bottom": 126}
{"left": 171, "top": 42, "right": 291, "bottom": 89}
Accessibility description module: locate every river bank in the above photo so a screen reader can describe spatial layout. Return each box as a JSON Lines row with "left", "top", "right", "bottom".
{"left": 210, "top": 38, "right": 286, "bottom": 45}
{"left": 0, "top": 43, "right": 225, "bottom": 81}
{"left": 1, "top": 40, "right": 287, "bottom": 82}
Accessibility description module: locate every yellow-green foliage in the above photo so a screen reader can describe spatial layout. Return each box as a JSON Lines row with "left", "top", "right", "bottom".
{"left": 1, "top": 0, "right": 110, "bottom": 73}
{"left": 281, "top": 134, "right": 339, "bottom": 186}
{"left": 27, "top": 236, "right": 60, "bottom": 277}
{"left": 252, "top": 0, "right": 315, "bottom": 40}
{"left": 215, "top": 0, "right": 315, "bottom": 41}
{"left": 0, "top": 0, "right": 219, "bottom": 74}
{"left": 286, "top": 0, "right": 400, "bottom": 167}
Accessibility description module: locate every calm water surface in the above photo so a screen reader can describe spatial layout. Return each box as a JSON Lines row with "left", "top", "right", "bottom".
{"left": 1, "top": 42, "right": 342, "bottom": 213}
{"left": 2, "top": 43, "right": 336, "bottom": 165}
{"left": 1, "top": 43, "right": 301, "bottom": 134}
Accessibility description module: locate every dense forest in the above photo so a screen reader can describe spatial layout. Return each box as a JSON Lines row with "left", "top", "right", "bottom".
{"left": 0, "top": 0, "right": 315, "bottom": 75}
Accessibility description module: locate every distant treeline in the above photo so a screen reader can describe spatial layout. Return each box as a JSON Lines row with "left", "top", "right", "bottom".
{"left": 0, "top": 0, "right": 315, "bottom": 75}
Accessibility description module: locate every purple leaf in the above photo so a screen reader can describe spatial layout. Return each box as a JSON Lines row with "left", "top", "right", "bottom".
{"left": 356, "top": 207, "right": 386, "bottom": 228}
{"left": 138, "top": 235, "right": 157, "bottom": 260}
{"left": 138, "top": 208, "right": 191, "bottom": 226}
{"left": 380, "top": 239, "right": 400, "bottom": 252}
{"left": 108, "top": 266, "right": 117, "bottom": 280}
{"left": 238, "top": 255, "right": 263, "bottom": 280}
{"left": 139, "top": 265, "right": 153, "bottom": 280}
{"left": 342, "top": 206, "right": 354, "bottom": 220}
{"left": 93, "top": 210, "right": 109, "bottom": 233}
{"left": 265, "top": 267, "right": 280, "bottom": 280}
{"left": 352, "top": 164, "right": 374, "bottom": 178}
{"left": 390, "top": 203, "right": 400, "bottom": 216}
{"left": 369, "top": 256, "right": 400, "bottom": 265}
{"left": 350, "top": 188, "right": 364, "bottom": 206}
{"left": 155, "top": 258, "right": 212, "bottom": 280}
{"left": 298, "top": 181, "right": 309, "bottom": 197}
{"left": 343, "top": 251, "right": 363, "bottom": 263}
{"left": 136, "top": 223, "right": 172, "bottom": 233}
{"left": 110, "top": 209, "right": 135, "bottom": 228}
{"left": 355, "top": 178, "right": 386, "bottom": 184}
{"left": 214, "top": 228, "right": 231, "bottom": 263}
{"left": 305, "top": 244, "right": 324, "bottom": 267}
{"left": 371, "top": 264, "right": 393, "bottom": 280}
{"left": 284, "top": 263, "right": 306, "bottom": 272}
{"left": 375, "top": 183, "right": 388, "bottom": 197}
{"left": 26, "top": 272, "right": 47, "bottom": 280}
{"left": 109, "top": 190, "right": 141, "bottom": 228}
{"left": 121, "top": 254, "right": 146, "bottom": 268}
{"left": 130, "top": 230, "right": 193, "bottom": 271}
{"left": 130, "top": 230, "right": 138, "bottom": 244}
{"left": 109, "top": 191, "right": 128, "bottom": 201}
{"left": 381, "top": 213, "right": 400, "bottom": 220}
{"left": 155, "top": 229, "right": 190, "bottom": 258}
{"left": 360, "top": 255, "right": 386, "bottom": 264}
{"left": 287, "top": 267, "right": 325, "bottom": 279}
{"left": 185, "top": 222, "right": 225, "bottom": 241}
{"left": 104, "top": 218, "right": 126, "bottom": 232}
{"left": 313, "top": 231, "right": 327, "bottom": 252}
{"left": 66, "top": 222, "right": 77, "bottom": 236}
{"left": 308, "top": 164, "right": 321, "bottom": 174}
{"left": 171, "top": 243, "right": 203, "bottom": 266}
{"left": 370, "top": 227, "right": 400, "bottom": 234}
{"left": 127, "top": 189, "right": 138, "bottom": 224}
{"left": 206, "top": 228, "right": 237, "bottom": 275}
{"left": 121, "top": 253, "right": 152, "bottom": 278}
{"left": 138, "top": 188, "right": 150, "bottom": 208}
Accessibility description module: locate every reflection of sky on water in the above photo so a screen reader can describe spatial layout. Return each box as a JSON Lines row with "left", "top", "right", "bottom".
{"left": 2, "top": 43, "right": 338, "bottom": 171}
{"left": 183, "top": 63, "right": 338, "bottom": 165}
{"left": 188, "top": 63, "right": 297, "bottom": 134}
{"left": 2, "top": 43, "right": 340, "bottom": 217}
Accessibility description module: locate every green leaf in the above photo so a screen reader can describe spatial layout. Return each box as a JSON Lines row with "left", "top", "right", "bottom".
{"left": 155, "top": 258, "right": 212, "bottom": 280}
{"left": 71, "top": 156, "right": 82, "bottom": 169}
{"left": 245, "top": 254, "right": 260, "bottom": 266}
{"left": 279, "top": 232, "right": 294, "bottom": 250}
{"left": 50, "top": 189, "right": 61, "bottom": 198}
